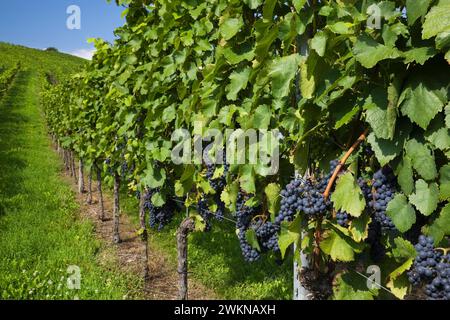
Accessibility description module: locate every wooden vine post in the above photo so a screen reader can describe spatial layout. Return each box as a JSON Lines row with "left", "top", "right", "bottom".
{"left": 139, "top": 190, "right": 150, "bottom": 281}
{"left": 113, "top": 172, "right": 121, "bottom": 244}
{"left": 96, "top": 162, "right": 105, "bottom": 221}
{"left": 177, "top": 217, "right": 195, "bottom": 300}
{"left": 78, "top": 159, "right": 85, "bottom": 194}
{"left": 87, "top": 169, "right": 93, "bottom": 205}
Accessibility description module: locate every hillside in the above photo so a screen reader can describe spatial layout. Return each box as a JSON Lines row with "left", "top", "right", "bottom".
{"left": 0, "top": 42, "right": 86, "bottom": 82}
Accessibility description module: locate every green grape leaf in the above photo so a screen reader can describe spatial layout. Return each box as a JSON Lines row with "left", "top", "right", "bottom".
{"left": 406, "top": 0, "right": 432, "bottom": 26}
{"left": 425, "top": 114, "right": 450, "bottom": 151}
{"left": 386, "top": 274, "right": 410, "bottom": 300}
{"left": 439, "top": 164, "right": 450, "bottom": 201}
{"left": 226, "top": 67, "right": 251, "bottom": 101}
{"left": 392, "top": 237, "right": 417, "bottom": 260}
{"left": 402, "top": 47, "right": 437, "bottom": 65}
{"left": 292, "top": 0, "right": 307, "bottom": 12}
{"left": 409, "top": 179, "right": 440, "bottom": 216}
{"left": 331, "top": 172, "right": 366, "bottom": 217}
{"left": 364, "top": 87, "right": 396, "bottom": 140}
{"left": 405, "top": 139, "right": 438, "bottom": 181}
{"left": 426, "top": 203, "right": 450, "bottom": 243}
{"left": 353, "top": 34, "right": 400, "bottom": 68}
{"left": 151, "top": 192, "right": 166, "bottom": 207}
{"left": 367, "top": 133, "right": 402, "bottom": 166}
{"left": 245, "top": 229, "right": 261, "bottom": 252}
{"left": 386, "top": 194, "right": 416, "bottom": 233}
{"left": 142, "top": 165, "right": 166, "bottom": 189}
{"left": 239, "top": 165, "right": 256, "bottom": 194}
{"left": 243, "top": 0, "right": 263, "bottom": 9}
{"left": 399, "top": 70, "right": 446, "bottom": 130}
{"left": 265, "top": 183, "right": 280, "bottom": 218}
{"left": 422, "top": 1, "right": 450, "bottom": 39}
{"left": 268, "top": 54, "right": 301, "bottom": 99}
{"left": 311, "top": 31, "right": 328, "bottom": 57}
{"left": 253, "top": 105, "right": 271, "bottom": 129}
{"left": 320, "top": 229, "right": 363, "bottom": 262}
{"left": 220, "top": 16, "right": 244, "bottom": 41}
{"left": 278, "top": 215, "right": 301, "bottom": 259}
{"left": 333, "top": 272, "right": 376, "bottom": 300}
{"left": 395, "top": 156, "right": 414, "bottom": 195}
{"left": 349, "top": 214, "right": 371, "bottom": 243}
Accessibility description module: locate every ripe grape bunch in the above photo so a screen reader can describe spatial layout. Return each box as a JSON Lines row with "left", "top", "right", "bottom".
{"left": 369, "top": 168, "right": 397, "bottom": 232}
{"left": 205, "top": 150, "right": 229, "bottom": 221}
{"left": 255, "top": 221, "right": 280, "bottom": 252}
{"left": 275, "top": 160, "right": 337, "bottom": 225}
{"left": 235, "top": 191, "right": 261, "bottom": 262}
{"left": 197, "top": 196, "right": 212, "bottom": 231}
{"left": 408, "top": 235, "right": 450, "bottom": 300}
{"left": 144, "top": 189, "right": 175, "bottom": 231}
{"left": 336, "top": 211, "right": 350, "bottom": 227}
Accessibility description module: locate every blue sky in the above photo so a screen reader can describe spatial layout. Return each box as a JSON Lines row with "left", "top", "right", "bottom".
{"left": 0, "top": 0, "right": 125, "bottom": 59}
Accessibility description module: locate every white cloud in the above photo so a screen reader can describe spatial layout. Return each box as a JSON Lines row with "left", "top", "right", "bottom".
{"left": 69, "top": 48, "right": 96, "bottom": 60}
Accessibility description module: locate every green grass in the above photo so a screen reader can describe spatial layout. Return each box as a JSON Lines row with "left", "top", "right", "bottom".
{"left": 121, "top": 194, "right": 294, "bottom": 300}
{"left": 0, "top": 42, "right": 85, "bottom": 81}
{"left": 0, "top": 70, "right": 142, "bottom": 300}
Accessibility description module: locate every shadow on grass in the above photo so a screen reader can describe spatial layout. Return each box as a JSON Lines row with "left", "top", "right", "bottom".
{"left": 0, "top": 71, "right": 30, "bottom": 200}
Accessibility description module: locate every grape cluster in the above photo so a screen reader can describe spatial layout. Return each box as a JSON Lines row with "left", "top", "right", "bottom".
{"left": 408, "top": 235, "right": 450, "bottom": 300}
{"left": 316, "top": 160, "right": 339, "bottom": 193}
{"left": 275, "top": 160, "right": 337, "bottom": 225}
{"left": 205, "top": 150, "right": 229, "bottom": 221}
{"left": 369, "top": 168, "right": 397, "bottom": 232}
{"left": 144, "top": 189, "right": 175, "bottom": 231}
{"left": 104, "top": 158, "right": 114, "bottom": 176}
{"left": 255, "top": 222, "right": 280, "bottom": 252}
{"left": 358, "top": 177, "right": 372, "bottom": 201}
{"left": 238, "top": 232, "right": 260, "bottom": 262}
{"left": 336, "top": 211, "right": 350, "bottom": 227}
{"left": 235, "top": 191, "right": 262, "bottom": 262}
{"left": 197, "top": 196, "right": 211, "bottom": 231}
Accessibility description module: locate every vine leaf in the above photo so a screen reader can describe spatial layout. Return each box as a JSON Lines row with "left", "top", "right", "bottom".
{"left": 349, "top": 214, "right": 371, "bottom": 243}
{"left": 395, "top": 156, "right": 414, "bottom": 195}
{"left": 409, "top": 179, "right": 440, "bottom": 216}
{"left": 320, "top": 228, "right": 364, "bottom": 262}
{"left": 239, "top": 165, "right": 256, "bottom": 194}
{"left": 392, "top": 237, "right": 417, "bottom": 260}
{"left": 278, "top": 216, "right": 301, "bottom": 259}
{"left": 253, "top": 105, "right": 271, "bottom": 129}
{"left": 333, "top": 272, "right": 376, "bottom": 300}
{"left": 387, "top": 240, "right": 414, "bottom": 299}
{"left": 386, "top": 194, "right": 416, "bottom": 233}
{"left": 424, "top": 114, "right": 450, "bottom": 150}
{"left": 220, "top": 16, "right": 244, "bottom": 41}
{"left": 331, "top": 172, "right": 366, "bottom": 217}
{"left": 311, "top": 31, "right": 328, "bottom": 57}
{"left": 399, "top": 73, "right": 446, "bottom": 130}
{"left": 426, "top": 204, "right": 450, "bottom": 244}
{"left": 246, "top": 229, "right": 261, "bottom": 252}
{"left": 386, "top": 274, "right": 410, "bottom": 300}
{"left": 439, "top": 164, "right": 450, "bottom": 201}
{"left": 243, "top": 0, "right": 263, "bottom": 9}
{"left": 402, "top": 47, "right": 437, "bottom": 65}
{"left": 353, "top": 34, "right": 400, "bottom": 68}
{"left": 265, "top": 183, "right": 280, "bottom": 218}
{"left": 405, "top": 139, "right": 438, "bottom": 181}
{"left": 364, "top": 87, "right": 396, "bottom": 140}
{"left": 422, "top": 1, "right": 450, "bottom": 39}
{"left": 226, "top": 67, "right": 251, "bottom": 101}
{"left": 268, "top": 53, "right": 301, "bottom": 99}
{"left": 406, "top": 0, "right": 432, "bottom": 26}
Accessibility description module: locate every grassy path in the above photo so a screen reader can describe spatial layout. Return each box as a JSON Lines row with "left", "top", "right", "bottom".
{"left": 0, "top": 71, "right": 141, "bottom": 299}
